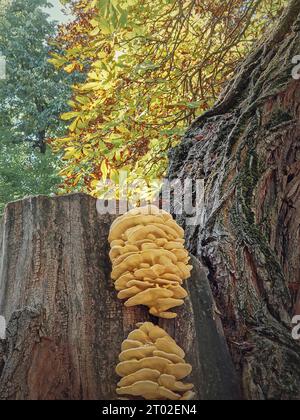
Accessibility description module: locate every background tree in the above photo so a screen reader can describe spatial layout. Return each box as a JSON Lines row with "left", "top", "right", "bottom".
{"left": 0, "top": 0, "right": 74, "bottom": 152}
{"left": 50, "top": 0, "right": 286, "bottom": 198}
{"left": 0, "top": 127, "right": 61, "bottom": 215}
{"left": 0, "top": 0, "right": 77, "bottom": 213}
{"left": 0, "top": 0, "right": 9, "bottom": 14}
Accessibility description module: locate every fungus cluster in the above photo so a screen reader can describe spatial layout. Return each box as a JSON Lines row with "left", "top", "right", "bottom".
{"left": 116, "top": 322, "right": 195, "bottom": 400}
{"left": 109, "top": 205, "right": 193, "bottom": 318}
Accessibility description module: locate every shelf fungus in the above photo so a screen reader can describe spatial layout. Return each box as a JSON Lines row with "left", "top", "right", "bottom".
{"left": 116, "top": 322, "right": 195, "bottom": 400}
{"left": 109, "top": 205, "right": 193, "bottom": 318}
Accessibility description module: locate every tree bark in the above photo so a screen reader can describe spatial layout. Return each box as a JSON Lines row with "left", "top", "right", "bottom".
{"left": 34, "top": 129, "right": 46, "bottom": 154}
{"left": 168, "top": 0, "right": 300, "bottom": 400}
{"left": 0, "top": 194, "right": 239, "bottom": 400}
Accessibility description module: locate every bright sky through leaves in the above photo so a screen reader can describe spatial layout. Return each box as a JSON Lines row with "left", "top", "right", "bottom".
{"left": 44, "top": 0, "right": 73, "bottom": 24}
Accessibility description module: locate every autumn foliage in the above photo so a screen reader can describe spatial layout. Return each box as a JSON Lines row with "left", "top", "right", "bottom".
{"left": 50, "top": 0, "right": 286, "bottom": 198}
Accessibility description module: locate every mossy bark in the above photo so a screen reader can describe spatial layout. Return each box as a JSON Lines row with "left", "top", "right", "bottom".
{"left": 168, "top": 0, "right": 300, "bottom": 400}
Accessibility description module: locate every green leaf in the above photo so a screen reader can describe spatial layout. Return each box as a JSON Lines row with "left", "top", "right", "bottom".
{"left": 90, "top": 26, "right": 100, "bottom": 36}
{"left": 69, "top": 118, "right": 79, "bottom": 132}
{"left": 119, "top": 10, "right": 128, "bottom": 27}
{"left": 98, "top": 17, "right": 111, "bottom": 34}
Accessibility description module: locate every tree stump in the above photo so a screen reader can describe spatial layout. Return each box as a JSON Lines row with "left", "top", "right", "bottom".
{"left": 0, "top": 194, "right": 239, "bottom": 400}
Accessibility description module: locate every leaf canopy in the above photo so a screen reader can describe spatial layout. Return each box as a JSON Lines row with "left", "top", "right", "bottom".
{"left": 51, "top": 0, "right": 286, "bottom": 199}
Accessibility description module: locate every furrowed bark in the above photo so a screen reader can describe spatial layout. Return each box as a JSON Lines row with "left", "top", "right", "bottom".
{"left": 168, "top": 0, "right": 300, "bottom": 400}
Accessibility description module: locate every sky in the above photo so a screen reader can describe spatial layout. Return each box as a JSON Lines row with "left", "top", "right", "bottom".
{"left": 43, "top": 0, "right": 73, "bottom": 24}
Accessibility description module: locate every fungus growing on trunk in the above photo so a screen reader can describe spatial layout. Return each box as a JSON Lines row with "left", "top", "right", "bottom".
{"left": 109, "top": 205, "right": 193, "bottom": 318}
{"left": 116, "top": 322, "right": 195, "bottom": 400}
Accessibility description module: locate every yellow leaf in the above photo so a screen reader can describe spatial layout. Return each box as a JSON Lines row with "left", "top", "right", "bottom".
{"left": 90, "top": 27, "right": 100, "bottom": 36}
{"left": 69, "top": 118, "right": 79, "bottom": 132}
{"left": 63, "top": 147, "right": 77, "bottom": 160}
{"left": 61, "top": 112, "right": 79, "bottom": 121}
{"left": 91, "top": 179, "right": 100, "bottom": 189}
{"left": 79, "top": 82, "right": 100, "bottom": 91}
{"left": 48, "top": 55, "right": 66, "bottom": 68}
{"left": 75, "top": 96, "right": 90, "bottom": 105}
{"left": 101, "top": 160, "right": 108, "bottom": 181}
{"left": 64, "top": 63, "right": 76, "bottom": 73}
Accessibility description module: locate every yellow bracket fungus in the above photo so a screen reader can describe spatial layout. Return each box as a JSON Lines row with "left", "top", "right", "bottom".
{"left": 109, "top": 205, "right": 193, "bottom": 319}
{"left": 116, "top": 322, "right": 195, "bottom": 400}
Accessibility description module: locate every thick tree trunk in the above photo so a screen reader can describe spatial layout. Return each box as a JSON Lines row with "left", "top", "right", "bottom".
{"left": 0, "top": 194, "right": 239, "bottom": 400}
{"left": 168, "top": 0, "right": 300, "bottom": 400}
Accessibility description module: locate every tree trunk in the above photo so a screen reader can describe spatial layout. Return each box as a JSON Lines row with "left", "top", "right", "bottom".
{"left": 35, "top": 130, "right": 46, "bottom": 154}
{"left": 168, "top": 0, "right": 300, "bottom": 400}
{"left": 0, "top": 193, "right": 239, "bottom": 400}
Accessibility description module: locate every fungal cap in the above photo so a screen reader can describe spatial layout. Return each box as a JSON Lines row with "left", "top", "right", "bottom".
{"left": 126, "top": 280, "right": 154, "bottom": 289}
{"left": 116, "top": 380, "right": 158, "bottom": 397}
{"left": 149, "top": 307, "right": 178, "bottom": 319}
{"left": 126, "top": 225, "right": 169, "bottom": 242}
{"left": 165, "top": 363, "right": 193, "bottom": 380}
{"left": 119, "top": 346, "right": 156, "bottom": 362}
{"left": 147, "top": 325, "right": 168, "bottom": 341}
{"left": 117, "top": 368, "right": 161, "bottom": 387}
{"left": 169, "top": 286, "right": 188, "bottom": 299}
{"left": 109, "top": 205, "right": 192, "bottom": 319}
{"left": 153, "top": 350, "right": 185, "bottom": 364}
{"left": 111, "top": 250, "right": 179, "bottom": 280}
{"left": 114, "top": 273, "right": 134, "bottom": 291}
{"left": 125, "top": 288, "right": 173, "bottom": 307}
{"left": 158, "top": 374, "right": 194, "bottom": 392}
{"left": 155, "top": 336, "right": 185, "bottom": 358}
{"left": 156, "top": 297, "right": 184, "bottom": 312}
{"left": 116, "top": 380, "right": 181, "bottom": 400}
{"left": 116, "top": 356, "right": 172, "bottom": 377}
{"left": 109, "top": 214, "right": 169, "bottom": 242}
{"left": 117, "top": 286, "right": 141, "bottom": 300}
{"left": 136, "top": 321, "right": 155, "bottom": 331}
{"left": 116, "top": 360, "right": 140, "bottom": 377}
{"left": 116, "top": 323, "right": 194, "bottom": 401}
{"left": 180, "top": 390, "right": 196, "bottom": 400}
{"left": 127, "top": 329, "right": 149, "bottom": 344}
{"left": 121, "top": 339, "right": 143, "bottom": 351}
